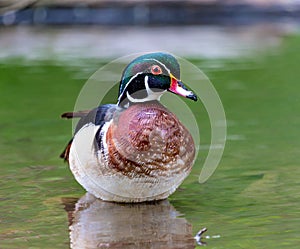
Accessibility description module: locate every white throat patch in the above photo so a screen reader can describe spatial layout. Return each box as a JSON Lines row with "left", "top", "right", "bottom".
{"left": 126, "top": 76, "right": 166, "bottom": 103}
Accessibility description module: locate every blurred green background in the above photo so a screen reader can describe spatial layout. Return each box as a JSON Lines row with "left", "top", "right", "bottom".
{"left": 1, "top": 1, "right": 300, "bottom": 248}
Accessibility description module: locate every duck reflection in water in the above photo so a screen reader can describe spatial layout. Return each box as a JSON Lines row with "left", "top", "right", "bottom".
{"left": 62, "top": 193, "right": 197, "bottom": 249}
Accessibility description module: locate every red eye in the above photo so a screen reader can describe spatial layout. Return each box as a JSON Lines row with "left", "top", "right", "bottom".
{"left": 151, "top": 65, "right": 162, "bottom": 75}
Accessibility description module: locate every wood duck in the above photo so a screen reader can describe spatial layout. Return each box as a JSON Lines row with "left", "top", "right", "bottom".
{"left": 61, "top": 52, "right": 198, "bottom": 203}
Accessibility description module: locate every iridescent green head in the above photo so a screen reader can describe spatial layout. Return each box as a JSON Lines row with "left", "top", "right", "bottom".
{"left": 117, "top": 52, "right": 197, "bottom": 107}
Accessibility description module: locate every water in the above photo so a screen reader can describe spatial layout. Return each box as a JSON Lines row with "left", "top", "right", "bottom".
{"left": 1, "top": 26, "right": 300, "bottom": 248}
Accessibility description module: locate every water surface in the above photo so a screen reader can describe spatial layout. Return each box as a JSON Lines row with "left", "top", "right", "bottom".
{"left": 1, "top": 27, "right": 300, "bottom": 248}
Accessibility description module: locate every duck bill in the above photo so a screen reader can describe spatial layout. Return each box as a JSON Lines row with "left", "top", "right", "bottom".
{"left": 168, "top": 75, "right": 197, "bottom": 101}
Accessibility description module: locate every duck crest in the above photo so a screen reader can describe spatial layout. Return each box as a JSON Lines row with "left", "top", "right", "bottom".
{"left": 118, "top": 52, "right": 180, "bottom": 97}
{"left": 61, "top": 52, "right": 198, "bottom": 202}
{"left": 117, "top": 52, "right": 192, "bottom": 108}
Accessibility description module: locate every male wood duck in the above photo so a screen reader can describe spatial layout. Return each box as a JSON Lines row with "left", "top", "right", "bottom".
{"left": 61, "top": 52, "right": 198, "bottom": 202}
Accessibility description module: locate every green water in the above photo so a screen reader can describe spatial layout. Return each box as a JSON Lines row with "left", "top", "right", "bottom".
{"left": 1, "top": 34, "right": 300, "bottom": 248}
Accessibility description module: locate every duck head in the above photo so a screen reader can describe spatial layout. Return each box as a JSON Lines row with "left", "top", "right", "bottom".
{"left": 117, "top": 52, "right": 198, "bottom": 107}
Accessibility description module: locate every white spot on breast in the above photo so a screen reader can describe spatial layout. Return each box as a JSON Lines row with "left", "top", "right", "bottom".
{"left": 177, "top": 158, "right": 185, "bottom": 166}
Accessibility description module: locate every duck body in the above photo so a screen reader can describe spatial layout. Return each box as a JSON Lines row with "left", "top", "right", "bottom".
{"left": 62, "top": 52, "right": 198, "bottom": 202}
{"left": 69, "top": 101, "right": 195, "bottom": 202}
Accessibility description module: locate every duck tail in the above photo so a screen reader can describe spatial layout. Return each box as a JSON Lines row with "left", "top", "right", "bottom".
{"left": 60, "top": 109, "right": 91, "bottom": 162}
{"left": 60, "top": 138, "right": 73, "bottom": 162}
{"left": 61, "top": 110, "right": 90, "bottom": 119}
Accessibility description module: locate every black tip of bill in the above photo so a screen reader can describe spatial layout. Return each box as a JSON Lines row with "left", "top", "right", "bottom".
{"left": 187, "top": 93, "right": 198, "bottom": 101}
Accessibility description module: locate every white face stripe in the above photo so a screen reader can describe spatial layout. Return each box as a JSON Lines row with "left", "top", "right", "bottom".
{"left": 126, "top": 75, "right": 166, "bottom": 103}
{"left": 143, "top": 58, "right": 171, "bottom": 74}
{"left": 117, "top": 72, "right": 143, "bottom": 104}
{"left": 145, "top": 75, "right": 153, "bottom": 96}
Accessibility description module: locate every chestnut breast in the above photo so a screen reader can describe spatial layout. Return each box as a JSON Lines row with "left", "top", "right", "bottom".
{"left": 105, "top": 102, "right": 195, "bottom": 178}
